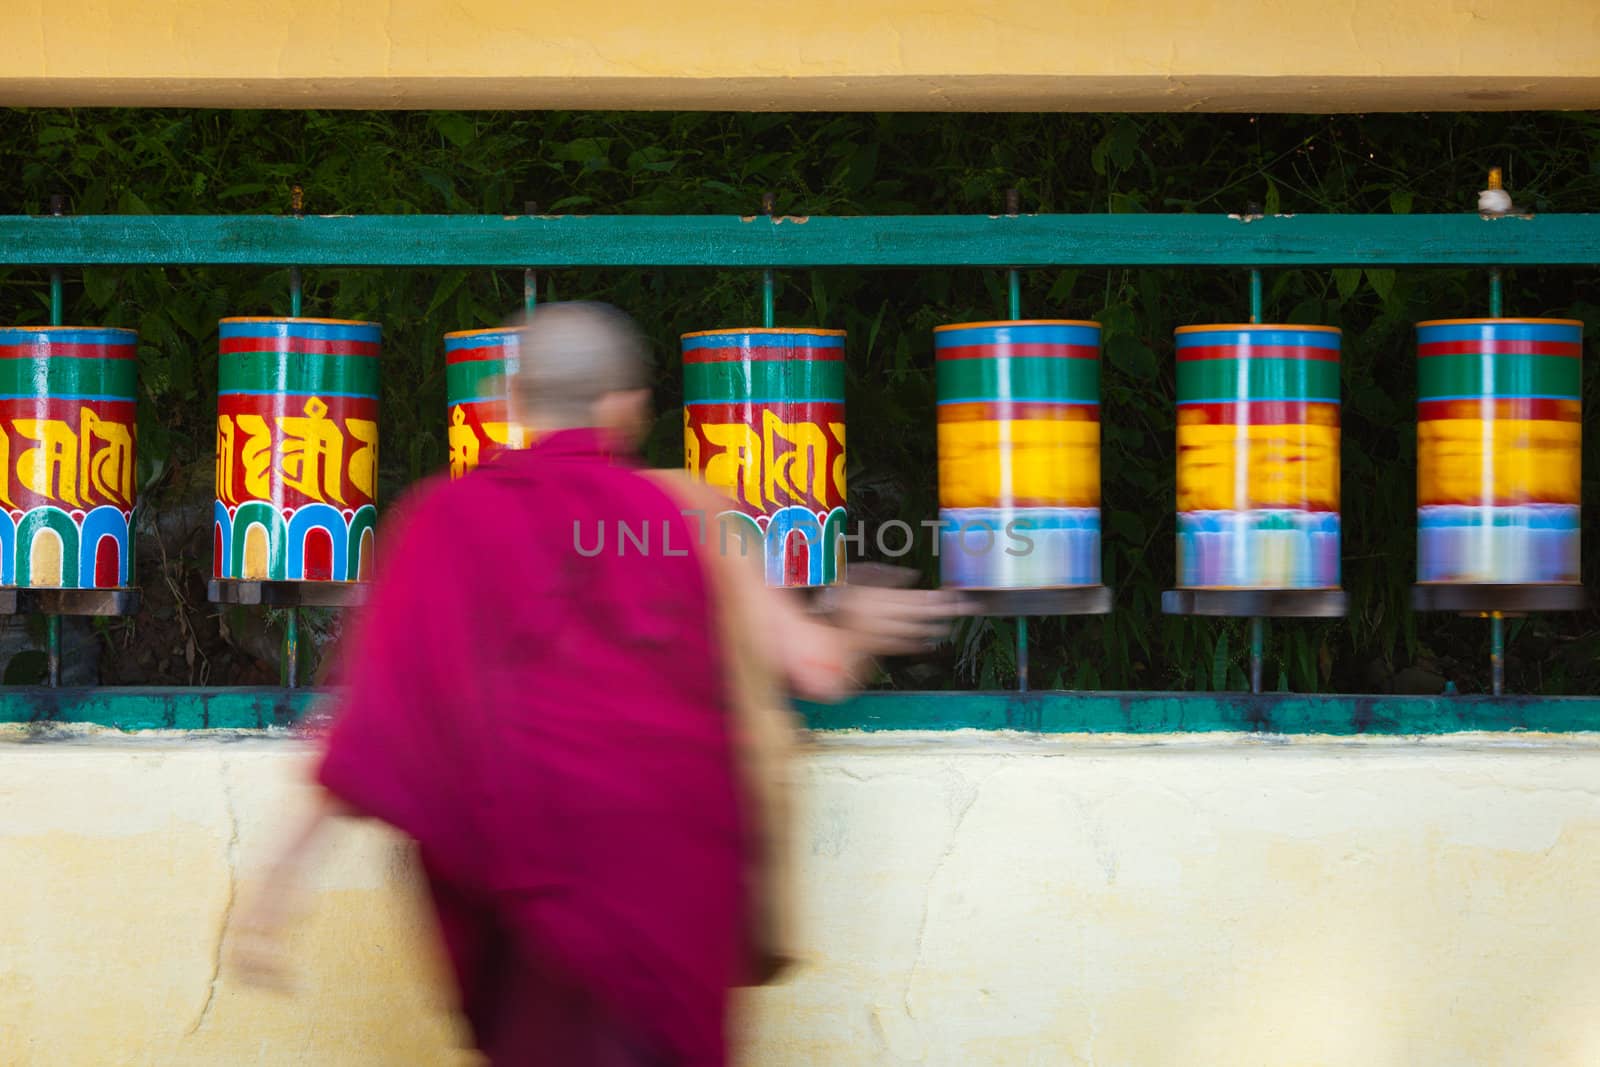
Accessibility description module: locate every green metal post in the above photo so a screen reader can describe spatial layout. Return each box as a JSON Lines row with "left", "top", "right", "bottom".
{"left": 761, "top": 192, "right": 776, "bottom": 328}
{"left": 1248, "top": 268, "right": 1265, "bottom": 694}
{"left": 289, "top": 185, "right": 304, "bottom": 319}
{"left": 284, "top": 187, "right": 303, "bottom": 689}
{"left": 1490, "top": 612, "right": 1505, "bottom": 696}
{"left": 1005, "top": 189, "right": 1029, "bottom": 691}
{"left": 1488, "top": 260, "right": 1503, "bottom": 695}
{"left": 44, "top": 195, "right": 67, "bottom": 687}
{"left": 1249, "top": 618, "right": 1265, "bottom": 694}
{"left": 524, "top": 201, "right": 539, "bottom": 312}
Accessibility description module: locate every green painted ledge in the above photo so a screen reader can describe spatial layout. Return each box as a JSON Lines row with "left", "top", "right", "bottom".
{"left": 2, "top": 213, "right": 1598, "bottom": 269}
{"left": 2, "top": 687, "right": 1600, "bottom": 735}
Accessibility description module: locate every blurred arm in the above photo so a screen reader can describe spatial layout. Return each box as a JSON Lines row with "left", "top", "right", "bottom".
{"left": 691, "top": 492, "right": 964, "bottom": 702}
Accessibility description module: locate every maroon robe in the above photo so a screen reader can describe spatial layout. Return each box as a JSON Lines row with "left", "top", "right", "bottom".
{"left": 316, "top": 429, "right": 748, "bottom": 1065}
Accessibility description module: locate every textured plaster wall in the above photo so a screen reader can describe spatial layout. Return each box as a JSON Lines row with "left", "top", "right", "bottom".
{"left": 0, "top": 1, "right": 1597, "bottom": 110}
{"left": 4, "top": 729, "right": 1600, "bottom": 1065}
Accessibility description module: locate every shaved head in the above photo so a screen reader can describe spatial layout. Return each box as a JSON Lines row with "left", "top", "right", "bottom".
{"left": 507, "top": 301, "right": 652, "bottom": 432}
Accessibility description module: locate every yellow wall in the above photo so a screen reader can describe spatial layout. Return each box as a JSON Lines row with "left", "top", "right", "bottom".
{"left": 8, "top": 727, "right": 1600, "bottom": 1065}
{"left": 2, "top": 0, "right": 1597, "bottom": 111}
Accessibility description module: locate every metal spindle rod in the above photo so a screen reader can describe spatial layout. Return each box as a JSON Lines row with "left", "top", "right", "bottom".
{"left": 1490, "top": 612, "right": 1505, "bottom": 696}
{"left": 283, "top": 609, "right": 300, "bottom": 689}
{"left": 1489, "top": 251, "right": 1504, "bottom": 695}
{"left": 45, "top": 194, "right": 67, "bottom": 688}
{"left": 524, "top": 200, "right": 539, "bottom": 312}
{"left": 1248, "top": 267, "right": 1264, "bottom": 693}
{"left": 1004, "top": 189, "right": 1030, "bottom": 691}
{"left": 1250, "top": 618, "right": 1265, "bottom": 694}
{"left": 761, "top": 192, "right": 776, "bottom": 328}
{"left": 285, "top": 186, "right": 304, "bottom": 689}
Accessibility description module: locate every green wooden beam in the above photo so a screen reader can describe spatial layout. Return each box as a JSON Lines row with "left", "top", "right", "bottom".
{"left": 0, "top": 687, "right": 317, "bottom": 731}
{"left": 5, "top": 687, "right": 1600, "bottom": 735}
{"left": 0, "top": 213, "right": 1596, "bottom": 269}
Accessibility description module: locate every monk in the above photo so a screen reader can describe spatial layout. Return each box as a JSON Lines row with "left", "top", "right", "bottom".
{"left": 233, "top": 302, "right": 963, "bottom": 1066}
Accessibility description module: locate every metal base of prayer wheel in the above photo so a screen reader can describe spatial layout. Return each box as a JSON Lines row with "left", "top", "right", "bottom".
{"left": 1412, "top": 583, "right": 1587, "bottom": 615}
{"left": 208, "top": 580, "right": 368, "bottom": 609}
{"left": 1162, "top": 588, "right": 1347, "bottom": 618}
{"left": 0, "top": 588, "right": 141, "bottom": 616}
{"left": 959, "top": 585, "right": 1114, "bottom": 617}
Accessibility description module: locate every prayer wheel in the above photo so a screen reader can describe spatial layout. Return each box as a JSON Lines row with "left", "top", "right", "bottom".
{"left": 212, "top": 317, "right": 380, "bottom": 586}
{"left": 445, "top": 327, "right": 526, "bottom": 478}
{"left": 681, "top": 327, "right": 846, "bottom": 587}
{"left": 0, "top": 326, "right": 138, "bottom": 590}
{"left": 1166, "top": 323, "right": 1344, "bottom": 615}
{"left": 934, "top": 320, "right": 1106, "bottom": 603}
{"left": 1414, "top": 317, "right": 1585, "bottom": 608}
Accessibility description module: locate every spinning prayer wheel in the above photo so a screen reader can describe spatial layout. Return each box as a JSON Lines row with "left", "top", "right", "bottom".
{"left": 681, "top": 327, "right": 847, "bottom": 587}
{"left": 1414, "top": 317, "right": 1586, "bottom": 612}
{"left": 0, "top": 326, "right": 138, "bottom": 591}
{"left": 211, "top": 317, "right": 380, "bottom": 592}
{"left": 445, "top": 327, "right": 526, "bottom": 478}
{"left": 1163, "top": 323, "right": 1345, "bottom": 616}
{"left": 934, "top": 319, "right": 1110, "bottom": 613}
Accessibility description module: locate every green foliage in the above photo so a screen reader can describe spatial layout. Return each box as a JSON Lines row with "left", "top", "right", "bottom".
{"left": 2, "top": 109, "right": 1599, "bottom": 693}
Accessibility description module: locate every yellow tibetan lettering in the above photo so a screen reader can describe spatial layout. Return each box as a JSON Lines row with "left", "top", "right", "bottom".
{"left": 277, "top": 396, "right": 346, "bottom": 505}
{"left": 762, "top": 411, "right": 828, "bottom": 507}
{"left": 216, "top": 415, "right": 236, "bottom": 505}
{"left": 79, "top": 407, "right": 134, "bottom": 506}
{"left": 702, "top": 422, "right": 761, "bottom": 510}
{"left": 938, "top": 418, "right": 1099, "bottom": 509}
{"left": 829, "top": 422, "right": 846, "bottom": 503}
{"left": 347, "top": 417, "right": 379, "bottom": 500}
{"left": 448, "top": 405, "right": 479, "bottom": 479}
{"left": 1494, "top": 418, "right": 1580, "bottom": 505}
{"left": 683, "top": 409, "right": 700, "bottom": 479}
{"left": 14, "top": 417, "right": 81, "bottom": 507}
{"left": 235, "top": 414, "right": 273, "bottom": 502}
{"left": 0, "top": 428, "right": 14, "bottom": 509}
{"left": 1176, "top": 418, "right": 1338, "bottom": 512}
{"left": 483, "top": 421, "right": 528, "bottom": 448}
{"left": 1420, "top": 416, "right": 1582, "bottom": 506}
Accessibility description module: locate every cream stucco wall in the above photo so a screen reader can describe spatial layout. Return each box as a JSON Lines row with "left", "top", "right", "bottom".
{"left": 1, "top": 0, "right": 1597, "bottom": 110}
{"left": 5, "top": 728, "right": 1600, "bottom": 1065}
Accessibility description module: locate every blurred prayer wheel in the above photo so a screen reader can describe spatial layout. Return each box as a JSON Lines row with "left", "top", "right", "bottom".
{"left": 1413, "top": 317, "right": 1586, "bottom": 612}
{"left": 1163, "top": 323, "right": 1345, "bottom": 617}
{"left": 445, "top": 326, "right": 526, "bottom": 478}
{"left": 681, "top": 327, "right": 846, "bottom": 587}
{"left": 0, "top": 326, "right": 138, "bottom": 598}
{"left": 934, "top": 319, "right": 1110, "bottom": 615}
{"left": 211, "top": 317, "right": 380, "bottom": 598}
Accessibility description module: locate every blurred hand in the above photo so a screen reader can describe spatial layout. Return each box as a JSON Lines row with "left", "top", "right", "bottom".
{"left": 228, "top": 860, "right": 308, "bottom": 992}
{"left": 780, "top": 567, "right": 972, "bottom": 701}
{"left": 226, "top": 792, "right": 345, "bottom": 992}
{"left": 815, "top": 564, "right": 974, "bottom": 656}
{"left": 821, "top": 584, "right": 971, "bottom": 657}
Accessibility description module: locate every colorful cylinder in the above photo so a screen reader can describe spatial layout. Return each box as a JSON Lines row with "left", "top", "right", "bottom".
{"left": 213, "top": 317, "right": 380, "bottom": 584}
{"left": 445, "top": 327, "right": 526, "bottom": 478}
{"left": 0, "top": 326, "right": 138, "bottom": 589}
{"left": 1416, "top": 317, "right": 1583, "bottom": 585}
{"left": 934, "top": 320, "right": 1102, "bottom": 588}
{"left": 682, "top": 328, "right": 846, "bottom": 587}
{"left": 1174, "top": 324, "right": 1342, "bottom": 589}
